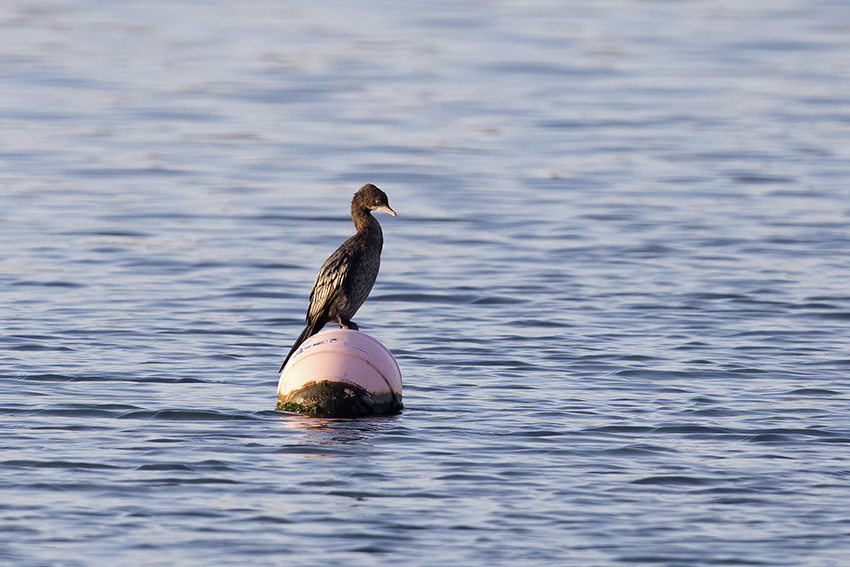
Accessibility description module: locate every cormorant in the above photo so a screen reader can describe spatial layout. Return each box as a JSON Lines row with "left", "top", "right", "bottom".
{"left": 280, "top": 183, "right": 396, "bottom": 371}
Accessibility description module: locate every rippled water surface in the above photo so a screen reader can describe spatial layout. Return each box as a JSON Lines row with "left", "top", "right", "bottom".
{"left": 3, "top": 1, "right": 850, "bottom": 565}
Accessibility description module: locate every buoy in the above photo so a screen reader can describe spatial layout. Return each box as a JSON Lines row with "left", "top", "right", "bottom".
{"left": 277, "top": 328, "right": 403, "bottom": 418}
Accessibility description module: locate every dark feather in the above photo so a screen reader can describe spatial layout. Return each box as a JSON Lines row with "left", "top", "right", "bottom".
{"left": 279, "top": 184, "right": 395, "bottom": 372}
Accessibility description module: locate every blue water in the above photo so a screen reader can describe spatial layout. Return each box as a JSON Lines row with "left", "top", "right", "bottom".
{"left": 2, "top": 1, "right": 850, "bottom": 565}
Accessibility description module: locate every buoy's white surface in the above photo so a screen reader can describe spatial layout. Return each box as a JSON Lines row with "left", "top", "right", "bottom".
{"left": 277, "top": 328, "right": 402, "bottom": 417}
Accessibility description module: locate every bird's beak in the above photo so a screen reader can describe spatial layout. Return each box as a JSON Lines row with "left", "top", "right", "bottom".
{"left": 376, "top": 205, "right": 397, "bottom": 217}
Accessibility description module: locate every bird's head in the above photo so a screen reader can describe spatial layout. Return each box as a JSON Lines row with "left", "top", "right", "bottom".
{"left": 354, "top": 183, "right": 396, "bottom": 217}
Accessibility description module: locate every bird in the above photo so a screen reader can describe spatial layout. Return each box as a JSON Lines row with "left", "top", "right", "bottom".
{"left": 279, "top": 183, "right": 396, "bottom": 372}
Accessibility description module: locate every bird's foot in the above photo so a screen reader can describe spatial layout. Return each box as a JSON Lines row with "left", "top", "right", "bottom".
{"left": 341, "top": 321, "right": 359, "bottom": 331}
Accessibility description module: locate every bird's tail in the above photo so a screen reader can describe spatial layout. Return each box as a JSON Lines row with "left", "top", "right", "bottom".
{"left": 279, "top": 320, "right": 323, "bottom": 372}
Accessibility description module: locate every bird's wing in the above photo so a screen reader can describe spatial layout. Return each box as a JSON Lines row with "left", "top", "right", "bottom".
{"left": 306, "top": 246, "right": 354, "bottom": 323}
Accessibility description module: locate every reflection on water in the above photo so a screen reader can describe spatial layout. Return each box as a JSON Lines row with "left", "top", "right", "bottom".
{"left": 275, "top": 413, "right": 403, "bottom": 448}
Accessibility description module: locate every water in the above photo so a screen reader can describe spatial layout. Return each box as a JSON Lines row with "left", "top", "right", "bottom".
{"left": 2, "top": 0, "right": 850, "bottom": 565}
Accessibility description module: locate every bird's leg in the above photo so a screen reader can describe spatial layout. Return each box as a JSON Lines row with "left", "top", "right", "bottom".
{"left": 338, "top": 317, "right": 359, "bottom": 330}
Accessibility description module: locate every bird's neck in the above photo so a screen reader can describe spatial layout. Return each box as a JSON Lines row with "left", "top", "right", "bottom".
{"left": 351, "top": 206, "right": 381, "bottom": 236}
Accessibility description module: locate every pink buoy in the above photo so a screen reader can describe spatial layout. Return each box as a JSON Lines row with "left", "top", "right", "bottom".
{"left": 277, "top": 328, "right": 403, "bottom": 417}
